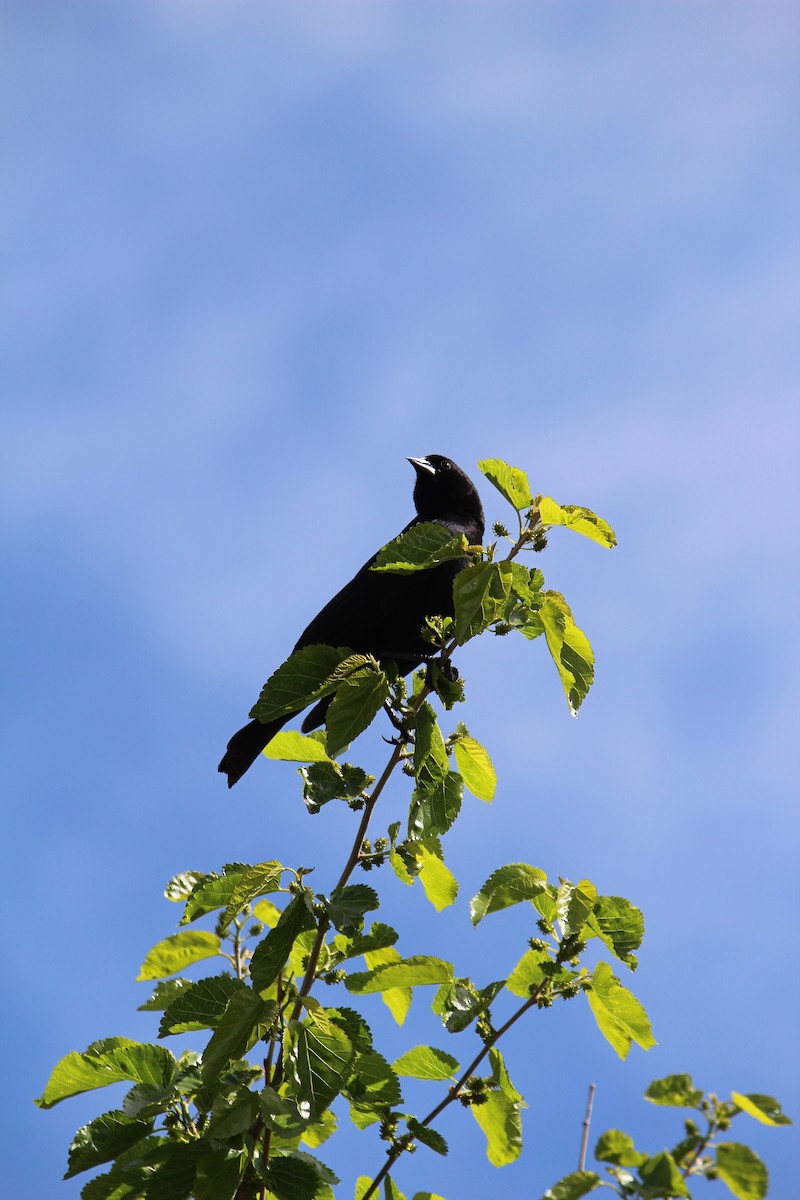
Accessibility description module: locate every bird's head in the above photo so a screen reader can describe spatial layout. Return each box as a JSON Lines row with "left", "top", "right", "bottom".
{"left": 407, "top": 455, "right": 484, "bottom": 531}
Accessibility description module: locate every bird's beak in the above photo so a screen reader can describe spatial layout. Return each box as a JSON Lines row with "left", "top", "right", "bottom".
{"left": 407, "top": 456, "right": 435, "bottom": 475}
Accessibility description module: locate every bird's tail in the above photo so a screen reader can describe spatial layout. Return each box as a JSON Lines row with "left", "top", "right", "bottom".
{"left": 218, "top": 714, "right": 293, "bottom": 788}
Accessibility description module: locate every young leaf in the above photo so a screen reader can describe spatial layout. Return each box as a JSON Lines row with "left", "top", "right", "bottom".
{"left": 137, "top": 931, "right": 221, "bottom": 980}
{"left": 36, "top": 1039, "right": 177, "bottom": 1109}
{"left": 392, "top": 1046, "right": 459, "bottom": 1081}
{"left": 193, "top": 1149, "right": 245, "bottom": 1200}
{"left": 165, "top": 871, "right": 206, "bottom": 902}
{"left": 454, "top": 736, "right": 497, "bottom": 801}
{"left": 539, "top": 591, "right": 594, "bottom": 715}
{"left": 263, "top": 730, "right": 331, "bottom": 762}
{"left": 65, "top": 1110, "right": 153, "bottom": 1178}
{"left": 407, "top": 1118, "right": 449, "bottom": 1156}
{"left": 715, "top": 1142, "right": 769, "bottom": 1200}
{"left": 249, "top": 892, "right": 316, "bottom": 993}
{"left": 345, "top": 1047, "right": 402, "bottom": 1111}
{"left": 137, "top": 978, "right": 193, "bottom": 1012}
{"left": 325, "top": 665, "right": 390, "bottom": 759}
{"left": 506, "top": 946, "right": 550, "bottom": 998}
{"left": 218, "top": 860, "right": 285, "bottom": 931}
{"left": 594, "top": 1129, "right": 647, "bottom": 1167}
{"left": 249, "top": 644, "right": 354, "bottom": 724}
{"left": 478, "top": 458, "right": 533, "bottom": 512}
{"left": 433, "top": 978, "right": 504, "bottom": 1034}
{"left": 259, "top": 1152, "right": 323, "bottom": 1200}
{"left": 470, "top": 864, "right": 549, "bottom": 925}
{"left": 415, "top": 842, "right": 459, "bottom": 912}
{"left": 637, "top": 1150, "right": 690, "bottom": 1198}
{"left": 538, "top": 498, "right": 617, "bottom": 549}
{"left": 586, "top": 962, "right": 656, "bottom": 1059}
{"left": 585, "top": 896, "right": 644, "bottom": 969}
{"left": 539, "top": 1171, "right": 602, "bottom": 1200}
{"left": 363, "top": 947, "right": 412, "bottom": 1026}
{"left": 453, "top": 561, "right": 513, "bottom": 643}
{"left": 730, "top": 1092, "right": 793, "bottom": 1126}
{"left": 333, "top": 922, "right": 399, "bottom": 961}
{"left": 346, "top": 956, "right": 454, "bottom": 994}
{"left": 372, "top": 522, "right": 469, "bottom": 573}
{"left": 644, "top": 1074, "right": 703, "bottom": 1108}
{"left": 558, "top": 879, "right": 597, "bottom": 936}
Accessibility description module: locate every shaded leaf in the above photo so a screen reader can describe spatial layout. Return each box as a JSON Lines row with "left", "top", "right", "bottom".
{"left": 250, "top": 893, "right": 316, "bottom": 993}
{"left": 159, "top": 976, "right": 246, "bottom": 1036}
{"left": 586, "top": 896, "right": 644, "bottom": 969}
{"left": 407, "top": 1119, "right": 448, "bottom": 1157}
{"left": 453, "top": 561, "right": 513, "bottom": 643}
{"left": 200, "top": 992, "right": 276, "bottom": 1082}
{"left": 638, "top": 1150, "right": 690, "bottom": 1198}
{"left": 249, "top": 644, "right": 353, "bottom": 724}
{"left": 137, "top": 979, "right": 193, "bottom": 1013}
{"left": 329, "top": 885, "right": 380, "bottom": 937}
{"left": 594, "top": 1129, "right": 647, "bottom": 1167}
{"left": 65, "top": 1111, "right": 152, "bottom": 1179}
{"left": 291, "top": 1011, "right": 356, "bottom": 1122}
{"left": 325, "top": 665, "right": 390, "bottom": 758}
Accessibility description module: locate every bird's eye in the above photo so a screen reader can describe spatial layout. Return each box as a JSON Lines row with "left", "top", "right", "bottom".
{"left": 440, "top": 460, "right": 452, "bottom": 471}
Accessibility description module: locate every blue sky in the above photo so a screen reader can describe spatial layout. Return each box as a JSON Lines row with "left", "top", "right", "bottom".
{"left": 3, "top": 3, "right": 799, "bottom": 1197}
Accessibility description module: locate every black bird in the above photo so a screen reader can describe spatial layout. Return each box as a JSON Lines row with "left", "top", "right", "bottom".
{"left": 218, "top": 455, "right": 485, "bottom": 787}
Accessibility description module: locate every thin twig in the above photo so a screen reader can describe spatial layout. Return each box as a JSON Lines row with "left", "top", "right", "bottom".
{"left": 578, "top": 1082, "right": 596, "bottom": 1171}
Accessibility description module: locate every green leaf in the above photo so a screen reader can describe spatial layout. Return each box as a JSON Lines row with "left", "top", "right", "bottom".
{"left": 731, "top": 1092, "right": 792, "bottom": 1126}
{"left": 137, "top": 978, "right": 193, "bottom": 1012}
{"left": 393, "top": 1046, "right": 459, "bottom": 1081}
{"left": 471, "top": 1088, "right": 523, "bottom": 1166}
{"left": 249, "top": 644, "right": 354, "bottom": 724}
{"left": 137, "top": 931, "right": 221, "bottom": 981}
{"left": 333, "top": 922, "right": 399, "bottom": 961}
{"left": 716, "top": 1143, "right": 769, "bottom": 1200}
{"left": 540, "top": 1171, "right": 602, "bottom": 1199}
{"left": 250, "top": 893, "right": 316, "bottom": 993}
{"left": 193, "top": 1150, "right": 244, "bottom": 1200}
{"left": 144, "top": 1141, "right": 202, "bottom": 1200}
{"left": 263, "top": 729, "right": 331, "bottom": 762}
{"left": 301, "top": 1108, "right": 338, "bottom": 1148}
{"left": 453, "top": 561, "right": 513, "bottom": 643}
{"left": 346, "top": 1047, "right": 402, "bottom": 1111}
{"left": 538, "top": 498, "right": 617, "bottom": 548}
{"left": 454, "top": 736, "right": 496, "bottom": 801}
{"left": 165, "top": 871, "right": 206, "bottom": 901}
{"left": 217, "top": 861, "right": 285, "bottom": 932}
{"left": 290, "top": 1010, "right": 356, "bottom": 1122}
{"left": 433, "top": 978, "right": 505, "bottom": 1034}
{"left": 325, "top": 665, "right": 391, "bottom": 758}
{"left": 409, "top": 771, "right": 463, "bottom": 839}
{"left": 206, "top": 1087, "right": 259, "bottom": 1139}
{"left": 585, "top": 896, "right": 644, "bottom": 969}
{"left": 36, "top": 1039, "right": 177, "bottom": 1109}
{"left": 301, "top": 761, "right": 372, "bottom": 812}
{"left": 413, "top": 702, "right": 449, "bottom": 789}
{"left": 594, "top": 1129, "right": 647, "bottom": 1167}
{"left": 372, "top": 522, "right": 469, "bottom": 573}
{"left": 478, "top": 458, "right": 533, "bottom": 512}
{"left": 415, "top": 842, "right": 459, "bottom": 911}
{"left": 65, "top": 1110, "right": 152, "bottom": 1178}
{"left": 558, "top": 879, "right": 597, "bottom": 936}
{"left": 644, "top": 1074, "right": 703, "bottom": 1108}
{"left": 329, "top": 885, "right": 380, "bottom": 936}
{"left": 407, "top": 1119, "right": 448, "bottom": 1157}
{"left": 586, "top": 962, "right": 656, "bottom": 1059}
{"left": 539, "top": 591, "right": 594, "bottom": 715}
{"left": 470, "top": 863, "right": 549, "bottom": 925}
{"left": 260, "top": 1151, "right": 322, "bottom": 1200}
{"left": 638, "top": 1150, "right": 690, "bottom": 1198}
{"left": 200, "top": 992, "right": 276, "bottom": 1082}
{"left": 159, "top": 976, "right": 247, "bottom": 1036}
{"left": 181, "top": 868, "right": 248, "bottom": 925}
{"left": 363, "top": 947, "right": 412, "bottom": 1026}
{"left": 506, "top": 946, "right": 551, "bottom": 998}
{"left": 346, "top": 956, "right": 454, "bottom": 994}
{"left": 355, "top": 1180, "right": 374, "bottom": 1200}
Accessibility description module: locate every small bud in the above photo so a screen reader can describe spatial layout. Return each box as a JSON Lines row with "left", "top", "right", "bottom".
{"left": 493, "top": 521, "right": 510, "bottom": 538}
{"left": 528, "top": 937, "right": 549, "bottom": 953}
{"left": 533, "top": 531, "right": 548, "bottom": 552}
{"left": 248, "top": 923, "right": 264, "bottom": 938}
